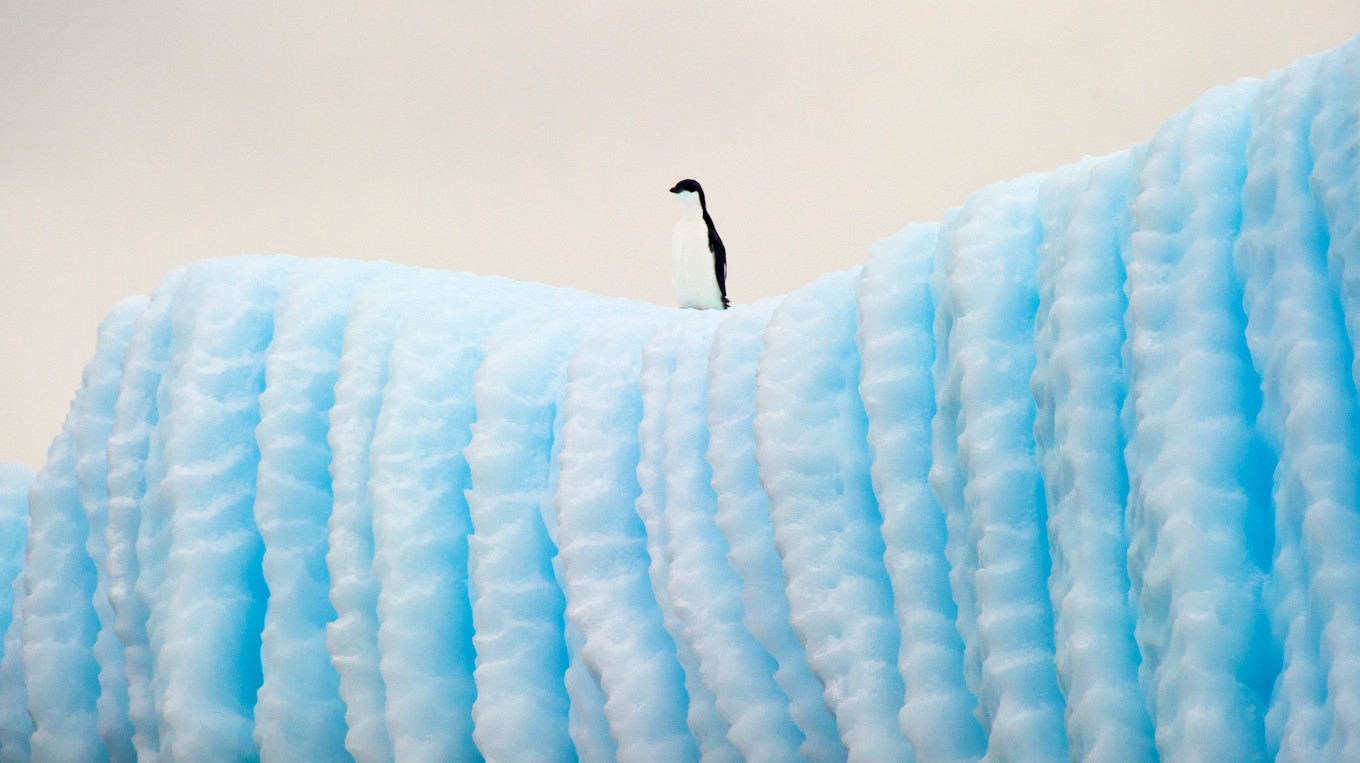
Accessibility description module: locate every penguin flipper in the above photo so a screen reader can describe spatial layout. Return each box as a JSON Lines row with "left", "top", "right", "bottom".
{"left": 708, "top": 225, "right": 728, "bottom": 309}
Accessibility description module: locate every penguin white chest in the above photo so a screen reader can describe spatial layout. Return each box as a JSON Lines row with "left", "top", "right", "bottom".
{"left": 671, "top": 218, "right": 722, "bottom": 309}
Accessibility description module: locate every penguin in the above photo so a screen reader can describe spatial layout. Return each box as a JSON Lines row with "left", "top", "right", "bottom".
{"left": 669, "top": 179, "right": 729, "bottom": 309}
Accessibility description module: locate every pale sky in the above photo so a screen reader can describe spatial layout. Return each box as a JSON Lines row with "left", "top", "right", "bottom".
{"left": 3, "top": 1, "right": 1359, "bottom": 469}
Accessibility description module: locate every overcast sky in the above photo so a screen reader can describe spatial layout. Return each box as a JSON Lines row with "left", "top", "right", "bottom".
{"left": 3, "top": 1, "right": 1359, "bottom": 468}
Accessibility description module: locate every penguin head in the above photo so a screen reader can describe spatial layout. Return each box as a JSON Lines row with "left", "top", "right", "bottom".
{"left": 669, "top": 179, "right": 705, "bottom": 205}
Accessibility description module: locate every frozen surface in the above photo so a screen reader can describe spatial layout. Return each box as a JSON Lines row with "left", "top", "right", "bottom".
{"left": 253, "top": 260, "right": 373, "bottom": 763}
{"left": 857, "top": 222, "right": 986, "bottom": 761}
{"left": 0, "top": 463, "right": 34, "bottom": 762}
{"left": 756, "top": 270, "right": 910, "bottom": 762}
{"left": 6, "top": 34, "right": 1360, "bottom": 762}
{"left": 77, "top": 298, "right": 146, "bottom": 763}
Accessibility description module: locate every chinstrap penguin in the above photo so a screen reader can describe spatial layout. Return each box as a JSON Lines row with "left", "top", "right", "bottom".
{"left": 669, "top": 179, "right": 728, "bottom": 309}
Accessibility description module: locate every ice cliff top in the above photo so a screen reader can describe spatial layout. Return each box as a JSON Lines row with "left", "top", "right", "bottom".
{"left": 5, "top": 32, "right": 1360, "bottom": 763}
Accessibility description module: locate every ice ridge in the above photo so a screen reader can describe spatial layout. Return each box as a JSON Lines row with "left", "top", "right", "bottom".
{"left": 5, "top": 33, "right": 1360, "bottom": 762}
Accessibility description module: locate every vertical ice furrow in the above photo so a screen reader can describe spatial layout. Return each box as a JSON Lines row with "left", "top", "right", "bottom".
{"left": 22, "top": 446, "right": 93, "bottom": 762}
{"left": 1030, "top": 169, "right": 1077, "bottom": 689}
{"left": 466, "top": 310, "right": 581, "bottom": 763}
{"left": 0, "top": 578, "right": 30, "bottom": 763}
{"left": 936, "top": 174, "right": 1068, "bottom": 760}
{"left": 1120, "top": 112, "right": 1180, "bottom": 728}
{"left": 325, "top": 268, "right": 429, "bottom": 763}
{"left": 24, "top": 299, "right": 143, "bottom": 762}
{"left": 1031, "top": 156, "right": 1154, "bottom": 761}
{"left": 0, "top": 463, "right": 34, "bottom": 762}
{"left": 636, "top": 323, "right": 737, "bottom": 762}
{"left": 1242, "top": 57, "right": 1360, "bottom": 761}
{"left": 1307, "top": 39, "right": 1360, "bottom": 761}
{"left": 541, "top": 318, "right": 618, "bottom": 762}
{"left": 1121, "top": 111, "right": 1198, "bottom": 729}
{"left": 368, "top": 277, "right": 531, "bottom": 762}
{"left": 151, "top": 256, "right": 295, "bottom": 761}
{"left": 754, "top": 270, "right": 912, "bottom": 762}
{"left": 562, "top": 623, "right": 614, "bottom": 762}
{"left": 253, "top": 261, "right": 371, "bottom": 763}
{"left": 0, "top": 464, "right": 29, "bottom": 639}
{"left": 707, "top": 299, "right": 846, "bottom": 763}
{"left": 1118, "top": 136, "right": 1159, "bottom": 741}
{"left": 74, "top": 297, "right": 146, "bottom": 763}
{"left": 662, "top": 311, "right": 802, "bottom": 762}
{"left": 135, "top": 288, "right": 199, "bottom": 762}
{"left": 1237, "top": 59, "right": 1330, "bottom": 761}
{"left": 1122, "top": 80, "right": 1274, "bottom": 760}
{"left": 106, "top": 266, "right": 185, "bottom": 763}
{"left": 0, "top": 589, "right": 31, "bottom": 763}
{"left": 555, "top": 316, "right": 700, "bottom": 763}
{"left": 633, "top": 323, "right": 676, "bottom": 669}
{"left": 1311, "top": 34, "right": 1360, "bottom": 441}
{"left": 856, "top": 222, "right": 987, "bottom": 761}
{"left": 927, "top": 208, "right": 983, "bottom": 704}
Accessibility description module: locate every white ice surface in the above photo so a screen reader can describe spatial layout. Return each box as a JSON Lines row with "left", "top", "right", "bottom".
{"left": 1121, "top": 82, "right": 1275, "bottom": 761}
{"left": 707, "top": 300, "right": 846, "bottom": 763}
{"left": 24, "top": 298, "right": 143, "bottom": 763}
{"left": 324, "top": 267, "right": 428, "bottom": 763}
{"left": 253, "top": 260, "right": 372, "bottom": 763}
{"left": 636, "top": 321, "right": 738, "bottom": 761}
{"left": 106, "top": 266, "right": 184, "bottom": 763}
{"left": 1031, "top": 155, "right": 1153, "bottom": 761}
{"left": 555, "top": 315, "right": 698, "bottom": 763}
{"left": 77, "top": 298, "right": 146, "bottom": 763}
{"left": 662, "top": 312, "right": 803, "bottom": 762}
{"left": 0, "top": 463, "right": 34, "bottom": 762}
{"left": 857, "top": 222, "right": 987, "bottom": 761}
{"left": 755, "top": 270, "right": 911, "bottom": 762}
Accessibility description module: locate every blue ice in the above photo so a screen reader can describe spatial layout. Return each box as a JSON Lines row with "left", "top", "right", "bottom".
{"left": 5, "top": 32, "right": 1360, "bottom": 763}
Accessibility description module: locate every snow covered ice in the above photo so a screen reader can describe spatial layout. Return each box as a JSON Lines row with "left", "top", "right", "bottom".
{"left": 6, "top": 34, "right": 1360, "bottom": 762}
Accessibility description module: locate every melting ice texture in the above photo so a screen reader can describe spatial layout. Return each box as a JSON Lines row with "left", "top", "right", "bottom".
{"left": 5, "top": 35, "right": 1360, "bottom": 763}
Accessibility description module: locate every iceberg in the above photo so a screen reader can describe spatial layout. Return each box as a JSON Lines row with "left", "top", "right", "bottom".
{"left": 5, "top": 33, "right": 1360, "bottom": 762}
